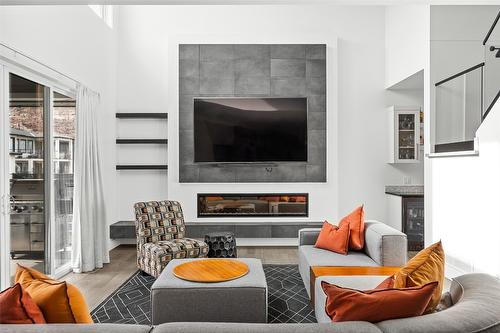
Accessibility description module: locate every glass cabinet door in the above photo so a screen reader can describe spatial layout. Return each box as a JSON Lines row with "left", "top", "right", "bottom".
{"left": 403, "top": 197, "right": 425, "bottom": 251}
{"left": 397, "top": 113, "right": 417, "bottom": 160}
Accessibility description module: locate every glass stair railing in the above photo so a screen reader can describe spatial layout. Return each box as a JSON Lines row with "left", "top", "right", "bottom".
{"left": 434, "top": 63, "right": 483, "bottom": 153}
{"left": 434, "top": 10, "right": 500, "bottom": 154}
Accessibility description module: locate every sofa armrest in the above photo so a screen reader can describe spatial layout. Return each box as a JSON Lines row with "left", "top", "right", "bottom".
{"left": 364, "top": 220, "right": 407, "bottom": 266}
{"left": 298, "top": 228, "right": 321, "bottom": 246}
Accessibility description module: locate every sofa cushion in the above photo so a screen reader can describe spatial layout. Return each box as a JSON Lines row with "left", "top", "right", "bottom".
{"left": 0, "top": 324, "right": 151, "bottom": 333}
{"left": 339, "top": 205, "right": 365, "bottom": 250}
{"left": 142, "top": 238, "right": 209, "bottom": 262}
{"left": 153, "top": 322, "right": 384, "bottom": 333}
{"left": 0, "top": 283, "right": 45, "bottom": 324}
{"left": 298, "top": 245, "right": 378, "bottom": 296}
{"left": 314, "top": 221, "right": 350, "bottom": 255}
{"left": 315, "top": 275, "right": 389, "bottom": 323}
{"left": 394, "top": 241, "right": 444, "bottom": 313}
{"left": 300, "top": 246, "right": 378, "bottom": 267}
{"left": 375, "top": 275, "right": 395, "bottom": 289}
{"left": 15, "top": 265, "right": 92, "bottom": 324}
{"left": 321, "top": 280, "right": 437, "bottom": 323}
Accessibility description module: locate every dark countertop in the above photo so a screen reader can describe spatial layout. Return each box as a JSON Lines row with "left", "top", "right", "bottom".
{"left": 385, "top": 185, "right": 424, "bottom": 197}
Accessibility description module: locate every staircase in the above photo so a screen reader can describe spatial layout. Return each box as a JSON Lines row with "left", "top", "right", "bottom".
{"left": 433, "top": 11, "right": 500, "bottom": 154}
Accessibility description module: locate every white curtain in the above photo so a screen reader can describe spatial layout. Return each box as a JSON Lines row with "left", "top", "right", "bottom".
{"left": 71, "top": 85, "right": 109, "bottom": 273}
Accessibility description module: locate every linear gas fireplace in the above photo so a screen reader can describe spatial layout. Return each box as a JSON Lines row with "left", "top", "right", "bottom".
{"left": 197, "top": 193, "right": 309, "bottom": 218}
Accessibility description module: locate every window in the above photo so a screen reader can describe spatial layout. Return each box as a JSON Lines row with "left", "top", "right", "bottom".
{"left": 59, "top": 141, "right": 70, "bottom": 159}
{"left": 15, "top": 161, "right": 28, "bottom": 174}
{"left": 88, "top": 5, "right": 113, "bottom": 28}
{"left": 26, "top": 140, "right": 33, "bottom": 154}
{"left": 18, "top": 139, "right": 26, "bottom": 152}
{"left": 10, "top": 137, "right": 15, "bottom": 152}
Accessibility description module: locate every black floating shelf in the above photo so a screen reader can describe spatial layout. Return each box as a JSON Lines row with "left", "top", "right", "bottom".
{"left": 116, "top": 165, "right": 168, "bottom": 170}
{"left": 116, "top": 113, "right": 168, "bottom": 119}
{"left": 116, "top": 139, "right": 168, "bottom": 144}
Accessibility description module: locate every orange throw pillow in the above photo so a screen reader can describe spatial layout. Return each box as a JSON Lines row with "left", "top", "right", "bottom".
{"left": 393, "top": 241, "right": 445, "bottom": 314}
{"left": 374, "top": 275, "right": 395, "bottom": 289}
{"left": 339, "top": 205, "right": 365, "bottom": 250}
{"left": 321, "top": 281, "right": 438, "bottom": 322}
{"left": 314, "top": 221, "right": 350, "bottom": 255}
{"left": 15, "top": 265, "right": 93, "bottom": 323}
{"left": 0, "top": 283, "right": 46, "bottom": 324}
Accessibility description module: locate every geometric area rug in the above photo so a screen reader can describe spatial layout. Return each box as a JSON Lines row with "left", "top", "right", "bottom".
{"left": 91, "top": 264, "right": 316, "bottom": 324}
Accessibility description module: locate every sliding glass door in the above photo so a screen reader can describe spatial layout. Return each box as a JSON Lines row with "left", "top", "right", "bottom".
{"left": 0, "top": 65, "right": 76, "bottom": 288}
{"left": 52, "top": 91, "right": 76, "bottom": 273}
{"left": 8, "top": 73, "right": 48, "bottom": 283}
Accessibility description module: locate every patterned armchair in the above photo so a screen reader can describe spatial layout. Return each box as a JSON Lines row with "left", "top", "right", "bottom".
{"left": 134, "top": 200, "right": 209, "bottom": 278}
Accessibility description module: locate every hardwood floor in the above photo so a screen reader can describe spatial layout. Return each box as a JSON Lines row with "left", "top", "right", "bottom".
{"left": 62, "top": 245, "right": 138, "bottom": 311}
{"left": 61, "top": 245, "right": 298, "bottom": 310}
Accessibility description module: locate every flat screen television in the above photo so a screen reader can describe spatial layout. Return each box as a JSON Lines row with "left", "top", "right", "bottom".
{"left": 194, "top": 97, "right": 308, "bottom": 163}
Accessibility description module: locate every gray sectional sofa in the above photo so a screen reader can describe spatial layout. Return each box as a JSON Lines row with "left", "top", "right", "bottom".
{"left": 3, "top": 220, "right": 500, "bottom": 332}
{"left": 2, "top": 273, "right": 500, "bottom": 332}
{"left": 298, "top": 220, "right": 408, "bottom": 296}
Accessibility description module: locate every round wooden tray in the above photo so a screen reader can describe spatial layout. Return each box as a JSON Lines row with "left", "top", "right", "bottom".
{"left": 173, "top": 259, "right": 249, "bottom": 283}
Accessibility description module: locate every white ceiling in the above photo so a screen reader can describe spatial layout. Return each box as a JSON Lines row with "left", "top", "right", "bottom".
{"left": 2, "top": 0, "right": 500, "bottom": 5}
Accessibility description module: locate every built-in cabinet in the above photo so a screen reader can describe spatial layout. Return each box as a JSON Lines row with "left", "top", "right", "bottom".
{"left": 388, "top": 106, "right": 421, "bottom": 163}
{"left": 386, "top": 189, "right": 424, "bottom": 252}
{"left": 402, "top": 196, "right": 424, "bottom": 251}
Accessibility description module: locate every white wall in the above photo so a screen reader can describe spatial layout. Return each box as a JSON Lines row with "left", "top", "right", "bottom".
{"left": 431, "top": 100, "right": 500, "bottom": 277}
{"left": 0, "top": 6, "right": 118, "bottom": 249}
{"left": 385, "top": 5, "right": 429, "bottom": 89}
{"left": 428, "top": 5, "right": 500, "bottom": 277}
{"left": 115, "top": 5, "right": 424, "bottom": 227}
{"left": 114, "top": 6, "right": 169, "bottom": 224}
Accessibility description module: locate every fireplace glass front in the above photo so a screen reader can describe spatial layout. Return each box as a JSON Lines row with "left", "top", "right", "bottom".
{"left": 197, "top": 193, "right": 308, "bottom": 218}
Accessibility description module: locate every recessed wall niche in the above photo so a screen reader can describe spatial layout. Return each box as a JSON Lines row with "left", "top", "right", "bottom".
{"left": 179, "top": 44, "right": 326, "bottom": 183}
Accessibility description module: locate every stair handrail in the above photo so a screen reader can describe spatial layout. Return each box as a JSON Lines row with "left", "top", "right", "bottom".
{"left": 434, "top": 62, "right": 484, "bottom": 87}
{"left": 483, "top": 10, "right": 500, "bottom": 46}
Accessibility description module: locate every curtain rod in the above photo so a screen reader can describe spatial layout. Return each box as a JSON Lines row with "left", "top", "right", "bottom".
{"left": 0, "top": 42, "right": 101, "bottom": 97}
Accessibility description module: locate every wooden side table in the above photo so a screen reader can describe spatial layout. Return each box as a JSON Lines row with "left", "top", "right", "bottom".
{"left": 310, "top": 266, "right": 401, "bottom": 306}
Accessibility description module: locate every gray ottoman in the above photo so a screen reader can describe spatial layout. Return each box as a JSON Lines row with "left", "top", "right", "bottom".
{"left": 151, "top": 258, "right": 268, "bottom": 324}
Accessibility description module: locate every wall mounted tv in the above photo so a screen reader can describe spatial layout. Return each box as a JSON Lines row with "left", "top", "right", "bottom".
{"left": 194, "top": 97, "right": 308, "bottom": 163}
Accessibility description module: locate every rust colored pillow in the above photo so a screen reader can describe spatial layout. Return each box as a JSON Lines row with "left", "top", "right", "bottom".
{"left": 321, "top": 280, "right": 438, "bottom": 323}
{"left": 314, "top": 221, "right": 350, "bottom": 255}
{"left": 338, "top": 205, "right": 365, "bottom": 250}
{"left": 15, "top": 265, "right": 93, "bottom": 323}
{"left": 375, "top": 275, "right": 395, "bottom": 289}
{"left": 393, "top": 241, "right": 445, "bottom": 313}
{"left": 0, "top": 283, "right": 46, "bottom": 324}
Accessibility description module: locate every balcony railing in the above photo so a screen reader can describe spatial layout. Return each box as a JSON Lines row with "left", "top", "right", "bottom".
{"left": 10, "top": 149, "right": 43, "bottom": 158}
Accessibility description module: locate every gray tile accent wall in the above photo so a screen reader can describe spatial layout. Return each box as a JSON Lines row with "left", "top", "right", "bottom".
{"left": 179, "top": 44, "right": 326, "bottom": 183}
